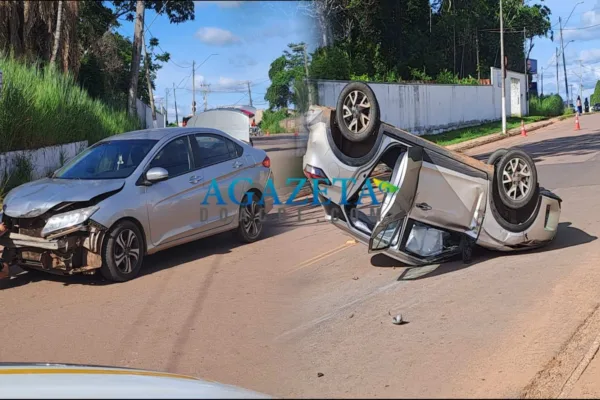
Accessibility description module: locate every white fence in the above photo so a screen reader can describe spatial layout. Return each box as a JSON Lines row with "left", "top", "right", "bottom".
{"left": 136, "top": 98, "right": 166, "bottom": 129}
{"left": 0, "top": 141, "right": 88, "bottom": 183}
{"left": 315, "top": 67, "right": 528, "bottom": 135}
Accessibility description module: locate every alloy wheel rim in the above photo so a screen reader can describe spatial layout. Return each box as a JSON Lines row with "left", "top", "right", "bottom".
{"left": 342, "top": 90, "right": 371, "bottom": 134}
{"left": 501, "top": 157, "right": 532, "bottom": 201}
{"left": 114, "top": 229, "right": 140, "bottom": 274}
{"left": 241, "top": 200, "right": 262, "bottom": 239}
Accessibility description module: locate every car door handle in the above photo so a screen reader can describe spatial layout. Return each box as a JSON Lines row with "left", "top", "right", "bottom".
{"left": 232, "top": 161, "right": 243, "bottom": 169}
{"left": 189, "top": 175, "right": 202, "bottom": 184}
{"left": 415, "top": 202, "right": 432, "bottom": 211}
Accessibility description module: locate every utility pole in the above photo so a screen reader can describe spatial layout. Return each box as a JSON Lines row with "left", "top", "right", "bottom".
{"left": 192, "top": 60, "right": 196, "bottom": 115}
{"left": 541, "top": 67, "right": 544, "bottom": 96}
{"left": 476, "top": 28, "right": 480, "bottom": 80}
{"left": 570, "top": 83, "right": 574, "bottom": 105}
{"left": 559, "top": 17, "right": 569, "bottom": 102}
{"left": 165, "top": 88, "right": 169, "bottom": 125}
{"left": 172, "top": 83, "right": 179, "bottom": 126}
{"left": 500, "top": 0, "right": 507, "bottom": 134}
{"left": 142, "top": 31, "right": 157, "bottom": 128}
{"left": 201, "top": 83, "right": 210, "bottom": 111}
{"left": 556, "top": 47, "right": 560, "bottom": 97}
{"left": 524, "top": 28, "right": 528, "bottom": 115}
{"left": 247, "top": 81, "right": 253, "bottom": 107}
{"left": 301, "top": 44, "right": 313, "bottom": 106}
{"left": 580, "top": 60, "right": 583, "bottom": 103}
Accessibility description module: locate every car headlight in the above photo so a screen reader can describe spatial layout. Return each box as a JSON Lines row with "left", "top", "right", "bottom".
{"left": 42, "top": 206, "right": 99, "bottom": 237}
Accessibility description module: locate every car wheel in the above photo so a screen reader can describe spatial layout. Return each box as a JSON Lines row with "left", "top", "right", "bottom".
{"left": 236, "top": 193, "right": 264, "bottom": 243}
{"left": 335, "top": 81, "right": 380, "bottom": 143}
{"left": 100, "top": 220, "right": 145, "bottom": 282}
{"left": 487, "top": 148, "right": 508, "bottom": 166}
{"left": 496, "top": 149, "right": 538, "bottom": 210}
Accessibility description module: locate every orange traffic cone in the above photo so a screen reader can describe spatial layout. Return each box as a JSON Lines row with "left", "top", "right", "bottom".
{"left": 266, "top": 130, "right": 270, "bottom": 136}
{"left": 575, "top": 114, "right": 581, "bottom": 131}
{"left": 521, "top": 120, "right": 527, "bottom": 137}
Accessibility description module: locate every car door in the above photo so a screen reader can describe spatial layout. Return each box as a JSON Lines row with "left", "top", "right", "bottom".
{"left": 144, "top": 135, "right": 207, "bottom": 247}
{"left": 409, "top": 149, "right": 488, "bottom": 237}
{"left": 369, "top": 147, "right": 422, "bottom": 253}
{"left": 190, "top": 133, "right": 251, "bottom": 233}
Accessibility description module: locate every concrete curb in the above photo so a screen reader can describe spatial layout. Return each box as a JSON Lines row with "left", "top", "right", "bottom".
{"left": 446, "top": 114, "right": 576, "bottom": 153}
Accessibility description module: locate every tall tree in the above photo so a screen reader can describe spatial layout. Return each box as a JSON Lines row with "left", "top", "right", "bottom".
{"left": 50, "top": 0, "right": 64, "bottom": 66}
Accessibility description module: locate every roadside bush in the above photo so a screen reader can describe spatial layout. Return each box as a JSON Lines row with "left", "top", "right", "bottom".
{"left": 0, "top": 55, "right": 140, "bottom": 153}
{"left": 529, "top": 94, "right": 564, "bottom": 117}
{"left": 260, "top": 108, "right": 288, "bottom": 134}
{"left": 309, "top": 46, "right": 351, "bottom": 81}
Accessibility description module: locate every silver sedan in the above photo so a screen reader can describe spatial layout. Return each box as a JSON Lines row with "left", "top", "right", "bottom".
{"left": 0, "top": 127, "right": 274, "bottom": 282}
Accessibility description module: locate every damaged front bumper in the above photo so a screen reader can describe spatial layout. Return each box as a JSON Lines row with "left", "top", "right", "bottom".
{"left": 0, "top": 222, "right": 106, "bottom": 275}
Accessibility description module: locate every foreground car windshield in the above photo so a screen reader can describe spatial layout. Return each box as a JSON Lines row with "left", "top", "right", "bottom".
{"left": 54, "top": 139, "right": 158, "bottom": 180}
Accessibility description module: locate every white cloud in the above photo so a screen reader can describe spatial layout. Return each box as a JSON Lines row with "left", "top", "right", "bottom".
{"left": 195, "top": 27, "right": 241, "bottom": 46}
{"left": 563, "top": 8, "right": 600, "bottom": 41}
{"left": 228, "top": 54, "right": 258, "bottom": 67}
{"left": 217, "top": 76, "right": 246, "bottom": 89}
{"left": 195, "top": 1, "right": 243, "bottom": 8}
{"left": 195, "top": 75, "right": 205, "bottom": 85}
{"left": 579, "top": 48, "right": 600, "bottom": 65}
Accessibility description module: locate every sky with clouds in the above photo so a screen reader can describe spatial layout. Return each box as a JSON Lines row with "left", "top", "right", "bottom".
{"left": 116, "top": 1, "right": 317, "bottom": 123}
{"left": 531, "top": 0, "right": 600, "bottom": 103}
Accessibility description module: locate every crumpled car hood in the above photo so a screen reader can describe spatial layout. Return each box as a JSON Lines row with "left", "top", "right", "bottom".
{"left": 3, "top": 178, "right": 125, "bottom": 218}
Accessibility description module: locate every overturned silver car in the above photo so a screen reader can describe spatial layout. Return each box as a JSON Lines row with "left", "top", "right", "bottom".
{"left": 303, "top": 82, "right": 561, "bottom": 265}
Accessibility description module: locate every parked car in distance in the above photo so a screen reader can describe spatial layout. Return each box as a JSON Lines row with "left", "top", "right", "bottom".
{"left": 303, "top": 82, "right": 561, "bottom": 266}
{"left": 592, "top": 103, "right": 600, "bottom": 112}
{"left": 0, "top": 127, "right": 274, "bottom": 282}
{"left": 186, "top": 108, "right": 258, "bottom": 146}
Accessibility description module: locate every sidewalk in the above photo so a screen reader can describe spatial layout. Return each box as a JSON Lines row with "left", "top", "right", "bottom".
{"left": 569, "top": 345, "right": 600, "bottom": 398}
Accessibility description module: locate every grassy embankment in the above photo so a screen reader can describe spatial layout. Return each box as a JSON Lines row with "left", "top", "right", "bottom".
{"left": 0, "top": 56, "right": 140, "bottom": 198}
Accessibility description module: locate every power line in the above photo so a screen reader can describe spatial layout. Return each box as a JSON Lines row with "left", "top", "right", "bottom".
{"left": 562, "top": 23, "right": 600, "bottom": 31}
{"left": 143, "top": 22, "right": 193, "bottom": 69}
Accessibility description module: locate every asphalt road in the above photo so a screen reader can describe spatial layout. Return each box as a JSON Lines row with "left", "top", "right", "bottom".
{"left": 1, "top": 116, "right": 599, "bottom": 398}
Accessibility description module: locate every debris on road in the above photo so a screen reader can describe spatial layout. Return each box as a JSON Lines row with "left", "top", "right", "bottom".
{"left": 317, "top": 372, "right": 324, "bottom": 378}
{"left": 389, "top": 311, "right": 406, "bottom": 325}
{"left": 352, "top": 276, "right": 359, "bottom": 280}
{"left": 349, "top": 313, "right": 354, "bottom": 319}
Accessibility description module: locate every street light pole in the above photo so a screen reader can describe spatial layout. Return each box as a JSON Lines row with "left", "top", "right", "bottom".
{"left": 500, "top": 0, "right": 507, "bottom": 134}
{"left": 559, "top": 17, "right": 570, "bottom": 103}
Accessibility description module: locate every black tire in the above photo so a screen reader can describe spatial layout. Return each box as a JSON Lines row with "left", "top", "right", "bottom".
{"left": 487, "top": 148, "right": 509, "bottom": 166}
{"left": 335, "top": 82, "right": 380, "bottom": 143}
{"left": 236, "top": 193, "right": 264, "bottom": 243}
{"left": 100, "top": 220, "right": 145, "bottom": 282}
{"left": 496, "top": 149, "right": 538, "bottom": 210}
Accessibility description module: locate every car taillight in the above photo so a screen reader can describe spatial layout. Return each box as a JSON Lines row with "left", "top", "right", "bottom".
{"left": 304, "top": 164, "right": 330, "bottom": 185}
{"left": 262, "top": 156, "right": 271, "bottom": 168}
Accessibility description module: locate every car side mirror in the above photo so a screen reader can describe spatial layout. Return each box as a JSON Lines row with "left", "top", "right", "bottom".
{"left": 146, "top": 167, "right": 169, "bottom": 183}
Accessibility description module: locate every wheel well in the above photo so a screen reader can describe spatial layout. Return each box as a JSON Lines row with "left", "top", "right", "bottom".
{"left": 106, "top": 217, "right": 148, "bottom": 255}
{"left": 246, "top": 187, "right": 263, "bottom": 201}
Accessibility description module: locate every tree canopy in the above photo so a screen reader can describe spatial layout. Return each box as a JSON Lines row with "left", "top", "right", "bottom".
{"left": 307, "top": 0, "right": 553, "bottom": 83}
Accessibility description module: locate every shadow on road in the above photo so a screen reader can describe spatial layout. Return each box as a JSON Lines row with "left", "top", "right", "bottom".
{"left": 473, "top": 130, "right": 600, "bottom": 162}
{"left": 370, "top": 221, "right": 596, "bottom": 281}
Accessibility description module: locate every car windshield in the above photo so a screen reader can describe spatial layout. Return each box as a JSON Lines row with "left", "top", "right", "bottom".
{"left": 53, "top": 139, "right": 158, "bottom": 180}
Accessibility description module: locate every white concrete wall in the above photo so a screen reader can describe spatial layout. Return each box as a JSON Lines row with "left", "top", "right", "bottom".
{"left": 136, "top": 99, "right": 166, "bottom": 129}
{"left": 0, "top": 141, "right": 88, "bottom": 182}
{"left": 315, "top": 68, "right": 528, "bottom": 135}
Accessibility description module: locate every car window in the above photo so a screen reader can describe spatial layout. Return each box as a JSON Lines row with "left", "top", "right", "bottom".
{"left": 54, "top": 139, "right": 158, "bottom": 180}
{"left": 149, "top": 137, "right": 192, "bottom": 177}
{"left": 193, "top": 134, "right": 239, "bottom": 168}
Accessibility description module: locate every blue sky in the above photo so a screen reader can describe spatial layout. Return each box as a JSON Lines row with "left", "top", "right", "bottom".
{"left": 530, "top": 0, "right": 600, "bottom": 103}
{"left": 117, "top": 1, "right": 317, "bottom": 122}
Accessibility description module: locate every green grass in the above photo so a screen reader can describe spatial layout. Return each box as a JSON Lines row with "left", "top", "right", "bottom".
{"left": 0, "top": 55, "right": 140, "bottom": 153}
{"left": 421, "top": 116, "right": 548, "bottom": 146}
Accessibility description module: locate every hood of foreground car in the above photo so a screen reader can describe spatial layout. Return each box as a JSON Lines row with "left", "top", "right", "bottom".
{"left": 0, "top": 363, "right": 270, "bottom": 399}
{"left": 3, "top": 178, "right": 126, "bottom": 218}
